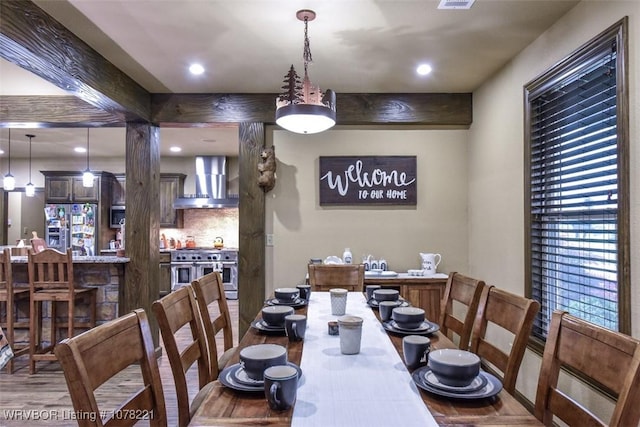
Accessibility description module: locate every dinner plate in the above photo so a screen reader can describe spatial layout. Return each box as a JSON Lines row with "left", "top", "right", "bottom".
{"left": 250, "top": 319, "right": 286, "bottom": 335}
{"left": 367, "top": 298, "right": 409, "bottom": 309}
{"left": 382, "top": 320, "right": 439, "bottom": 336}
{"left": 422, "top": 368, "right": 488, "bottom": 393}
{"left": 219, "top": 362, "right": 303, "bottom": 392}
{"left": 412, "top": 367, "right": 502, "bottom": 400}
{"left": 264, "top": 297, "right": 308, "bottom": 309}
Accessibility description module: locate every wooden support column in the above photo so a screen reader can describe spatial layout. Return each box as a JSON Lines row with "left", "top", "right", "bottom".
{"left": 238, "top": 122, "right": 265, "bottom": 337}
{"left": 121, "top": 123, "right": 161, "bottom": 345}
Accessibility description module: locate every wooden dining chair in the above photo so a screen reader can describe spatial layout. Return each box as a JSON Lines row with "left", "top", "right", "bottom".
{"left": 55, "top": 309, "right": 167, "bottom": 427}
{"left": 28, "top": 248, "right": 97, "bottom": 374}
{"left": 0, "top": 248, "right": 29, "bottom": 373}
{"left": 152, "top": 285, "right": 214, "bottom": 427}
{"left": 469, "top": 285, "right": 540, "bottom": 394}
{"left": 191, "top": 271, "right": 236, "bottom": 378}
{"left": 534, "top": 310, "right": 640, "bottom": 427}
{"left": 307, "top": 264, "right": 365, "bottom": 292}
{"left": 438, "top": 272, "right": 485, "bottom": 350}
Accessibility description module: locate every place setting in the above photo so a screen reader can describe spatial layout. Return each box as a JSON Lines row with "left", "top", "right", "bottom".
{"left": 218, "top": 344, "right": 303, "bottom": 393}
{"left": 366, "top": 288, "right": 410, "bottom": 309}
{"left": 264, "top": 287, "right": 309, "bottom": 309}
{"left": 411, "top": 348, "right": 503, "bottom": 400}
{"left": 381, "top": 306, "right": 440, "bottom": 336}
{"left": 251, "top": 305, "right": 293, "bottom": 334}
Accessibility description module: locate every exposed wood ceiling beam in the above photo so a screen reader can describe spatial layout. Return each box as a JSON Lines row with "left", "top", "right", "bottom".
{"left": 151, "top": 93, "right": 472, "bottom": 126}
{"left": 0, "top": 96, "right": 124, "bottom": 127}
{"left": 0, "top": 0, "right": 150, "bottom": 122}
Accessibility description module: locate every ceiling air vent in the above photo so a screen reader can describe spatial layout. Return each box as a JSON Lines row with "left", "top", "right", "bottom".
{"left": 438, "top": 0, "right": 475, "bottom": 9}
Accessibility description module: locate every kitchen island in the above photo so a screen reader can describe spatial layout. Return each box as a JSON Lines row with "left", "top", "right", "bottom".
{"left": 10, "top": 256, "right": 130, "bottom": 345}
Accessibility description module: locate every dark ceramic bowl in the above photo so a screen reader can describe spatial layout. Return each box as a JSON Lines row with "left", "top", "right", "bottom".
{"left": 373, "top": 289, "right": 399, "bottom": 302}
{"left": 261, "top": 305, "right": 294, "bottom": 326}
{"left": 391, "top": 307, "right": 425, "bottom": 329}
{"left": 428, "top": 349, "right": 480, "bottom": 387}
{"left": 274, "top": 287, "right": 299, "bottom": 303}
{"left": 239, "top": 344, "right": 288, "bottom": 381}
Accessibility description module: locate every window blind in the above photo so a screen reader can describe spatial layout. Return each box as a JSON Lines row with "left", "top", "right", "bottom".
{"left": 528, "top": 41, "right": 619, "bottom": 339}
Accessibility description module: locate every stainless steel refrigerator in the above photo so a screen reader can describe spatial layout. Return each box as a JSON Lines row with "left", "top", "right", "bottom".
{"left": 44, "top": 203, "right": 98, "bottom": 255}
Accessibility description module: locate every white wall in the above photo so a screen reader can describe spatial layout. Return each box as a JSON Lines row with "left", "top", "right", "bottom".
{"left": 468, "top": 0, "right": 639, "bottom": 418}
{"left": 266, "top": 128, "right": 469, "bottom": 296}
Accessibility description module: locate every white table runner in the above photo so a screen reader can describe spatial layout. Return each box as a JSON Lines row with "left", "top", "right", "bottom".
{"left": 291, "top": 292, "right": 438, "bottom": 427}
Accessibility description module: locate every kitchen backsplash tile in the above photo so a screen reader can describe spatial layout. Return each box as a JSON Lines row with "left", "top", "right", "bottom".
{"left": 160, "top": 208, "right": 239, "bottom": 248}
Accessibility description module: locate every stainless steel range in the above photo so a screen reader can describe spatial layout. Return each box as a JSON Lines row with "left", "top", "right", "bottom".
{"left": 170, "top": 248, "right": 238, "bottom": 299}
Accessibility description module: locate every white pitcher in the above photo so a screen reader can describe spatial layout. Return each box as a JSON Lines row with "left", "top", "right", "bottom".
{"left": 420, "top": 253, "right": 441, "bottom": 274}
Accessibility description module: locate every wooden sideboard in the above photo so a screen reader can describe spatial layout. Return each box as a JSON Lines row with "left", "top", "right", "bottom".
{"left": 364, "top": 274, "right": 448, "bottom": 323}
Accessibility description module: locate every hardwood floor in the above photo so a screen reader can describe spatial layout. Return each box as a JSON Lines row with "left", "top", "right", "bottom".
{"left": 0, "top": 299, "right": 239, "bottom": 426}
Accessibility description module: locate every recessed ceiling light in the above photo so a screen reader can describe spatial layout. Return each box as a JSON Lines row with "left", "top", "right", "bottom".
{"left": 75, "top": 147, "right": 87, "bottom": 153}
{"left": 416, "top": 64, "right": 433, "bottom": 76}
{"left": 189, "top": 63, "right": 205, "bottom": 75}
{"left": 169, "top": 146, "right": 182, "bottom": 153}
{"left": 0, "top": 149, "right": 4, "bottom": 155}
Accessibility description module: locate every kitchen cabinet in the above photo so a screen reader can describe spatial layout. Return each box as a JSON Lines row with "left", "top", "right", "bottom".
{"left": 364, "top": 275, "right": 447, "bottom": 323}
{"left": 112, "top": 174, "right": 126, "bottom": 205}
{"left": 160, "top": 173, "right": 185, "bottom": 228}
{"left": 159, "top": 251, "right": 171, "bottom": 296}
{"left": 43, "top": 171, "right": 113, "bottom": 203}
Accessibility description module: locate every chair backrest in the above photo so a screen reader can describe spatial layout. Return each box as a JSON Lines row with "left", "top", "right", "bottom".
{"left": 534, "top": 310, "right": 640, "bottom": 427}
{"left": 54, "top": 309, "right": 167, "bottom": 427}
{"left": 30, "top": 237, "right": 48, "bottom": 253}
{"left": 438, "top": 272, "right": 485, "bottom": 350}
{"left": 469, "top": 285, "right": 540, "bottom": 394}
{"left": 307, "top": 264, "right": 365, "bottom": 292}
{"left": 152, "top": 285, "right": 210, "bottom": 427}
{"left": 191, "top": 271, "right": 233, "bottom": 379}
{"left": 28, "top": 248, "right": 73, "bottom": 293}
{"left": 0, "top": 248, "right": 13, "bottom": 295}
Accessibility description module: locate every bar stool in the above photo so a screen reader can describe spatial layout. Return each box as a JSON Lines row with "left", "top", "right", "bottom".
{"left": 0, "top": 248, "right": 29, "bottom": 373}
{"left": 28, "top": 248, "right": 97, "bottom": 374}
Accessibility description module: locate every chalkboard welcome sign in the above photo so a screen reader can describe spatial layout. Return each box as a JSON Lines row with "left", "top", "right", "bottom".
{"left": 319, "top": 156, "right": 417, "bottom": 205}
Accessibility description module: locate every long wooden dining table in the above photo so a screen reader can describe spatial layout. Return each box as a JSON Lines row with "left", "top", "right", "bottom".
{"left": 189, "top": 292, "right": 543, "bottom": 427}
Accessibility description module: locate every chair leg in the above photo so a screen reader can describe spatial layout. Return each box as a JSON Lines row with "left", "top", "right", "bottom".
{"left": 1, "top": 300, "right": 13, "bottom": 374}
{"left": 3, "top": 297, "right": 31, "bottom": 374}
{"left": 29, "top": 298, "right": 37, "bottom": 375}
{"left": 67, "top": 299, "right": 74, "bottom": 340}
{"left": 89, "top": 291, "right": 97, "bottom": 328}
{"left": 50, "top": 300, "right": 57, "bottom": 347}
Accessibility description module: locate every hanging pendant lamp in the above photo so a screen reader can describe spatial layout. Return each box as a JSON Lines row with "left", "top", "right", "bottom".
{"left": 275, "top": 9, "right": 336, "bottom": 135}
{"left": 25, "top": 134, "right": 35, "bottom": 197}
{"left": 3, "top": 128, "right": 15, "bottom": 191}
{"left": 82, "top": 128, "right": 94, "bottom": 187}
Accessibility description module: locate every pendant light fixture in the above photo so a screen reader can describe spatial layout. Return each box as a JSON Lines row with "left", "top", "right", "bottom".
{"left": 82, "top": 128, "right": 94, "bottom": 187}
{"left": 275, "top": 9, "right": 336, "bottom": 135}
{"left": 25, "top": 134, "right": 35, "bottom": 197}
{"left": 3, "top": 128, "right": 15, "bottom": 191}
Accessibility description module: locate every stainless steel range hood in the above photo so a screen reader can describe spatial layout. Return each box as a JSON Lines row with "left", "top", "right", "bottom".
{"left": 173, "top": 156, "right": 239, "bottom": 209}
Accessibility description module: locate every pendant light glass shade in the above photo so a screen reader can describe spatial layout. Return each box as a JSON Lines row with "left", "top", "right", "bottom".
{"left": 25, "top": 182, "right": 35, "bottom": 197}
{"left": 25, "top": 134, "right": 35, "bottom": 197}
{"left": 82, "top": 128, "right": 94, "bottom": 187}
{"left": 3, "top": 128, "right": 15, "bottom": 191}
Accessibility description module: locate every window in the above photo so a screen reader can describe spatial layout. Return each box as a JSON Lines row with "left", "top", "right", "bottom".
{"left": 525, "top": 18, "right": 629, "bottom": 343}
